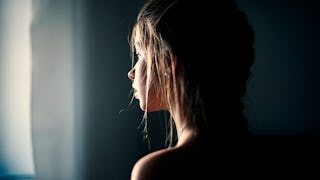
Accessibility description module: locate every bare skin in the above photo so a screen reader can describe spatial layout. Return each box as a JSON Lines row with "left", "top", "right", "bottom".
{"left": 128, "top": 43, "right": 208, "bottom": 180}
{"left": 130, "top": 128, "right": 208, "bottom": 180}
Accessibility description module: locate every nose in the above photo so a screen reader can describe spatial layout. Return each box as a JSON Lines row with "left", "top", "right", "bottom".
{"left": 128, "top": 67, "right": 135, "bottom": 80}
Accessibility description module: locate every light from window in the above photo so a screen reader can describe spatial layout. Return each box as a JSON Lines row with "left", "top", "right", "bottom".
{"left": 0, "top": 0, "right": 34, "bottom": 178}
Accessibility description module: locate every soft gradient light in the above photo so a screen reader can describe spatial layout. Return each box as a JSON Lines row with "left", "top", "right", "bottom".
{"left": 0, "top": 0, "right": 34, "bottom": 177}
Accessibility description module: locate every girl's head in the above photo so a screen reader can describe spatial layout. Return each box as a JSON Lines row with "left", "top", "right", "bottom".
{"left": 128, "top": 0, "right": 254, "bottom": 143}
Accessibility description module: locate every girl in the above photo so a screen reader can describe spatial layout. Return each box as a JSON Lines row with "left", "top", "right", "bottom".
{"left": 128, "top": 0, "right": 254, "bottom": 179}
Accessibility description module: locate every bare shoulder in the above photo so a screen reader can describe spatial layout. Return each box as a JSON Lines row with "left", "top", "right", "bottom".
{"left": 130, "top": 147, "right": 181, "bottom": 180}
{"left": 130, "top": 143, "right": 212, "bottom": 180}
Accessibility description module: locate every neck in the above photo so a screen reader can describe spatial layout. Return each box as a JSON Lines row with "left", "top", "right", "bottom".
{"left": 178, "top": 122, "right": 192, "bottom": 137}
{"left": 170, "top": 108, "right": 195, "bottom": 146}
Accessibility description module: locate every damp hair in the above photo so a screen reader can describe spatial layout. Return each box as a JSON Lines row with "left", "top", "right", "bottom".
{"left": 129, "top": 0, "right": 255, "bottom": 146}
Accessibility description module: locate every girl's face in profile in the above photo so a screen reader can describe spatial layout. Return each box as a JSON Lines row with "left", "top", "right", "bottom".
{"left": 128, "top": 39, "right": 165, "bottom": 112}
{"left": 128, "top": 44, "right": 147, "bottom": 110}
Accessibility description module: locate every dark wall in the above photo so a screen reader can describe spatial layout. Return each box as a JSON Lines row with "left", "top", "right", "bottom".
{"left": 82, "top": 0, "right": 320, "bottom": 179}
{"left": 236, "top": 0, "right": 320, "bottom": 135}
{"left": 81, "top": 0, "right": 153, "bottom": 179}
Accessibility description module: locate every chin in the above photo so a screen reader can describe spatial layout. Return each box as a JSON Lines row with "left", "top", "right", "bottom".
{"left": 138, "top": 101, "right": 147, "bottom": 112}
{"left": 138, "top": 96, "right": 165, "bottom": 112}
{"left": 139, "top": 103, "right": 153, "bottom": 112}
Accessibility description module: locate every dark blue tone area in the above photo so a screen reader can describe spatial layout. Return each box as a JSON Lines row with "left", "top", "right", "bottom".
{"left": 236, "top": 0, "right": 320, "bottom": 135}
{"left": 0, "top": 174, "right": 33, "bottom": 180}
{"left": 82, "top": 0, "right": 320, "bottom": 179}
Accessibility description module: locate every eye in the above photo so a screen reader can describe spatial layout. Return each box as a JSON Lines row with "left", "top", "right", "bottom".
{"left": 134, "top": 52, "right": 143, "bottom": 63}
{"left": 135, "top": 52, "right": 141, "bottom": 59}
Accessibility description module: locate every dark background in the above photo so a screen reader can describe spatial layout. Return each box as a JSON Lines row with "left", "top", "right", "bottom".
{"left": 81, "top": 0, "right": 320, "bottom": 179}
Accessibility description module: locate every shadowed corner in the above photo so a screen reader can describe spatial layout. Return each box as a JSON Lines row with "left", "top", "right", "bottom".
{"left": 246, "top": 133, "right": 320, "bottom": 166}
{"left": 0, "top": 174, "right": 34, "bottom": 180}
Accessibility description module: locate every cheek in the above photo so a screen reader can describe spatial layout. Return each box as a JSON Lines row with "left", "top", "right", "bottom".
{"left": 137, "top": 82, "right": 146, "bottom": 100}
{"left": 136, "top": 71, "right": 146, "bottom": 92}
{"left": 147, "top": 82, "right": 157, "bottom": 99}
{"left": 138, "top": 85, "right": 156, "bottom": 112}
{"left": 134, "top": 61, "right": 165, "bottom": 111}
